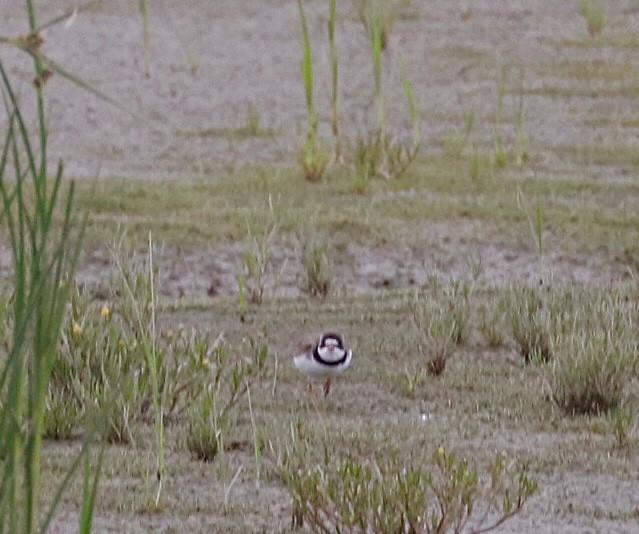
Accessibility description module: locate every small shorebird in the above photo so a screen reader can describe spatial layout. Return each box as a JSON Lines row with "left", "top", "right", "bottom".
{"left": 293, "top": 332, "right": 353, "bottom": 396}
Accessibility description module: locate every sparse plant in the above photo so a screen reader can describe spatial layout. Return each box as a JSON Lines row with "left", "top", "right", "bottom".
{"left": 469, "top": 147, "right": 482, "bottom": 180}
{"left": 352, "top": 18, "right": 419, "bottom": 181}
{"left": 297, "top": 0, "right": 330, "bottom": 181}
{"left": 237, "top": 198, "right": 280, "bottom": 305}
{"left": 513, "top": 94, "right": 529, "bottom": 167}
{"left": 479, "top": 298, "right": 507, "bottom": 348}
{"left": 392, "top": 364, "right": 428, "bottom": 398}
{"left": 300, "top": 237, "right": 332, "bottom": 298}
{"left": 491, "top": 67, "right": 531, "bottom": 170}
{"left": 609, "top": 407, "right": 634, "bottom": 449}
{"left": 355, "top": 0, "right": 396, "bottom": 50}
{"left": 410, "top": 283, "right": 472, "bottom": 377}
{"left": 550, "top": 320, "right": 637, "bottom": 416}
{"left": 51, "top": 282, "right": 146, "bottom": 445}
{"left": 113, "top": 233, "right": 166, "bottom": 505}
{"left": 443, "top": 109, "right": 475, "bottom": 158}
{"left": 580, "top": 0, "right": 605, "bottom": 37}
{"left": 328, "top": 0, "right": 341, "bottom": 161}
{"left": 186, "top": 335, "right": 268, "bottom": 462}
{"left": 281, "top": 441, "right": 537, "bottom": 533}
{"left": 508, "top": 286, "right": 552, "bottom": 364}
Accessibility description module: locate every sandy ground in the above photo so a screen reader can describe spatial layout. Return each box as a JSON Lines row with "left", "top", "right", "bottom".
{"left": 1, "top": 0, "right": 638, "bottom": 181}
{"left": 3, "top": 0, "right": 639, "bottom": 299}
{"left": 2, "top": 1, "right": 639, "bottom": 532}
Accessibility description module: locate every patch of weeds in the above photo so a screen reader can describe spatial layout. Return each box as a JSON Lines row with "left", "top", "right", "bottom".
{"left": 442, "top": 109, "right": 475, "bottom": 158}
{"left": 44, "top": 385, "right": 83, "bottom": 441}
{"left": 160, "top": 326, "right": 219, "bottom": 419}
{"left": 469, "top": 148, "right": 492, "bottom": 180}
{"left": 580, "top": 0, "right": 605, "bottom": 37}
{"left": 535, "top": 285, "right": 639, "bottom": 417}
{"left": 391, "top": 364, "right": 429, "bottom": 398}
{"left": 608, "top": 407, "right": 635, "bottom": 449}
{"left": 281, "top": 441, "right": 537, "bottom": 532}
{"left": 479, "top": 297, "right": 508, "bottom": 349}
{"left": 298, "top": 134, "right": 331, "bottom": 183}
{"left": 297, "top": 0, "right": 330, "bottom": 182}
{"left": 46, "top": 243, "right": 249, "bottom": 451}
{"left": 186, "top": 334, "right": 268, "bottom": 462}
{"left": 50, "top": 286, "right": 145, "bottom": 444}
{"left": 491, "top": 67, "right": 530, "bottom": 169}
{"left": 550, "top": 324, "right": 637, "bottom": 417}
{"left": 355, "top": 0, "right": 396, "bottom": 50}
{"left": 299, "top": 236, "right": 332, "bottom": 298}
{"left": 410, "top": 282, "right": 472, "bottom": 376}
{"left": 237, "top": 197, "right": 280, "bottom": 306}
{"left": 353, "top": 130, "right": 418, "bottom": 182}
{"left": 507, "top": 286, "right": 552, "bottom": 364}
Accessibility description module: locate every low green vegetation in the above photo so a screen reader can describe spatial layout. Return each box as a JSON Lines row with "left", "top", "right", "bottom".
{"left": 580, "top": 0, "right": 605, "bottom": 37}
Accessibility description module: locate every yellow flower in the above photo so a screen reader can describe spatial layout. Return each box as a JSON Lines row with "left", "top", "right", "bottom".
{"left": 100, "top": 305, "right": 111, "bottom": 318}
{"left": 72, "top": 322, "right": 83, "bottom": 335}
{"left": 437, "top": 446, "right": 445, "bottom": 457}
{"left": 201, "top": 357, "right": 211, "bottom": 368}
{"left": 58, "top": 279, "right": 67, "bottom": 289}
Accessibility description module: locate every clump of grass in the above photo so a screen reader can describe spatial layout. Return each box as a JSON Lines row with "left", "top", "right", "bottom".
{"left": 237, "top": 198, "right": 280, "bottom": 306}
{"left": 300, "top": 236, "right": 332, "bottom": 298}
{"left": 550, "top": 295, "right": 638, "bottom": 416}
{"left": 297, "top": 0, "right": 330, "bottom": 181}
{"left": 353, "top": 30, "right": 419, "bottom": 182}
{"left": 281, "top": 442, "right": 537, "bottom": 532}
{"left": 442, "top": 109, "right": 475, "bottom": 158}
{"left": 488, "top": 68, "right": 531, "bottom": 171}
{"left": 508, "top": 286, "right": 552, "bottom": 364}
{"left": 392, "top": 364, "right": 429, "bottom": 398}
{"left": 479, "top": 297, "right": 508, "bottom": 348}
{"left": 513, "top": 94, "right": 530, "bottom": 167}
{"left": 328, "top": 0, "right": 341, "bottom": 161}
{"left": 410, "top": 282, "right": 472, "bottom": 377}
{"left": 355, "top": 0, "right": 396, "bottom": 50}
{"left": 581, "top": 0, "right": 605, "bottom": 37}
{"left": 609, "top": 407, "right": 635, "bottom": 449}
{"left": 50, "top": 286, "right": 145, "bottom": 444}
{"left": 186, "top": 334, "right": 268, "bottom": 462}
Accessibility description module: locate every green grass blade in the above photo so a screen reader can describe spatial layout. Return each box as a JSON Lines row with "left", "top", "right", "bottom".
{"left": 297, "top": 0, "right": 315, "bottom": 124}
{"left": 79, "top": 445, "right": 104, "bottom": 534}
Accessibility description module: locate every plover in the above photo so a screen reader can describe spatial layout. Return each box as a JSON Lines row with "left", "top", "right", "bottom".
{"left": 293, "top": 332, "right": 353, "bottom": 396}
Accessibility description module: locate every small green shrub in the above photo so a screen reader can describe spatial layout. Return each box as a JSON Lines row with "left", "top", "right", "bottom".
{"left": 580, "top": 0, "right": 605, "bottom": 37}
{"left": 238, "top": 212, "right": 279, "bottom": 306}
{"left": 551, "top": 329, "right": 637, "bottom": 416}
{"left": 186, "top": 334, "right": 268, "bottom": 462}
{"left": 281, "top": 445, "right": 537, "bottom": 532}
{"left": 508, "top": 287, "right": 552, "bottom": 364}
{"left": 479, "top": 298, "right": 507, "bottom": 348}
{"left": 410, "top": 283, "right": 472, "bottom": 377}
{"left": 300, "top": 238, "right": 332, "bottom": 298}
{"left": 609, "top": 407, "right": 634, "bottom": 449}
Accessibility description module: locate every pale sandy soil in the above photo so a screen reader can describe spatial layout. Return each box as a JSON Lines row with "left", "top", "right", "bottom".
{"left": 2, "top": 1, "right": 639, "bottom": 532}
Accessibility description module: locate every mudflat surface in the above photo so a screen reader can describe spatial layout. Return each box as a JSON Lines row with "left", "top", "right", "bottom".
{"left": 2, "top": 1, "right": 639, "bottom": 533}
{"left": 1, "top": 1, "right": 638, "bottom": 181}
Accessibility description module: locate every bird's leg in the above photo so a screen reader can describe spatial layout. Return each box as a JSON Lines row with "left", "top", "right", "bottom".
{"left": 323, "top": 377, "right": 331, "bottom": 397}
